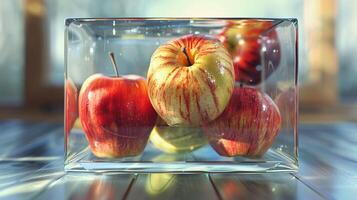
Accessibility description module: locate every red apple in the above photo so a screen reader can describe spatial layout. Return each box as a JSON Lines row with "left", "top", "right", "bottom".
{"left": 203, "top": 87, "right": 281, "bottom": 157}
{"left": 217, "top": 20, "right": 281, "bottom": 85}
{"left": 148, "top": 34, "right": 235, "bottom": 127}
{"left": 65, "top": 78, "right": 78, "bottom": 136}
{"left": 79, "top": 53, "right": 157, "bottom": 158}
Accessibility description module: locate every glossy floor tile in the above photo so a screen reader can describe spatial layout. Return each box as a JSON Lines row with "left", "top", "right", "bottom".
{"left": 1, "top": 121, "right": 357, "bottom": 199}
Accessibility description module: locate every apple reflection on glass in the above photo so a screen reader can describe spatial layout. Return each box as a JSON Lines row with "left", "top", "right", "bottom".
{"left": 216, "top": 20, "right": 281, "bottom": 85}
{"left": 145, "top": 154, "right": 181, "bottom": 196}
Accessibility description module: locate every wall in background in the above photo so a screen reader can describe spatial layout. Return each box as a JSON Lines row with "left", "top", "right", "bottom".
{"left": 337, "top": 0, "right": 357, "bottom": 100}
{"left": 0, "top": 0, "right": 24, "bottom": 105}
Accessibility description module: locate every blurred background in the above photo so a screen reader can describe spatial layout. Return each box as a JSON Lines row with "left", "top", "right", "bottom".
{"left": 0, "top": 0, "right": 357, "bottom": 122}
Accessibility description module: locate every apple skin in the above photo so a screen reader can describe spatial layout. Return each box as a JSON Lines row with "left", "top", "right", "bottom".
{"left": 65, "top": 78, "right": 78, "bottom": 136}
{"left": 149, "top": 117, "right": 207, "bottom": 154}
{"left": 79, "top": 74, "right": 157, "bottom": 158}
{"left": 203, "top": 87, "right": 281, "bottom": 157}
{"left": 148, "top": 34, "right": 235, "bottom": 127}
{"left": 217, "top": 20, "right": 281, "bottom": 85}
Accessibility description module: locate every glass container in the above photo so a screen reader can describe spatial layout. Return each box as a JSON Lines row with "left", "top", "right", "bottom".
{"left": 65, "top": 18, "right": 298, "bottom": 173}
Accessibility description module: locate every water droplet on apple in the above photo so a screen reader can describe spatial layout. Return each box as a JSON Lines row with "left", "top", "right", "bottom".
{"left": 262, "top": 104, "right": 267, "bottom": 111}
{"left": 88, "top": 91, "right": 95, "bottom": 101}
{"left": 256, "top": 65, "right": 262, "bottom": 71}
{"left": 218, "top": 64, "right": 226, "bottom": 75}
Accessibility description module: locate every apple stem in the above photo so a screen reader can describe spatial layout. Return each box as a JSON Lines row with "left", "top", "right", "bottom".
{"left": 240, "top": 83, "right": 243, "bottom": 88}
{"left": 108, "top": 52, "right": 119, "bottom": 77}
{"left": 181, "top": 47, "right": 192, "bottom": 66}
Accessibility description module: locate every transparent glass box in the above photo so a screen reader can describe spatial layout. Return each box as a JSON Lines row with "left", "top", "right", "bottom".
{"left": 65, "top": 18, "right": 298, "bottom": 173}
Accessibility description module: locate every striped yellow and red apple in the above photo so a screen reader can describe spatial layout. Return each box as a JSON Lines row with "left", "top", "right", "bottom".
{"left": 147, "top": 34, "right": 235, "bottom": 127}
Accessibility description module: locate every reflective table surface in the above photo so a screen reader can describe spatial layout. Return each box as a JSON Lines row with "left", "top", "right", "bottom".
{"left": 0, "top": 120, "right": 356, "bottom": 200}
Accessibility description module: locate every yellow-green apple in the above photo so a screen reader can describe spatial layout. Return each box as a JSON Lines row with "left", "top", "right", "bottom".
{"left": 217, "top": 20, "right": 281, "bottom": 85}
{"left": 149, "top": 117, "right": 206, "bottom": 154}
{"left": 78, "top": 52, "right": 157, "bottom": 158}
{"left": 147, "top": 34, "right": 235, "bottom": 127}
{"left": 203, "top": 87, "right": 281, "bottom": 157}
{"left": 65, "top": 78, "right": 78, "bottom": 136}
